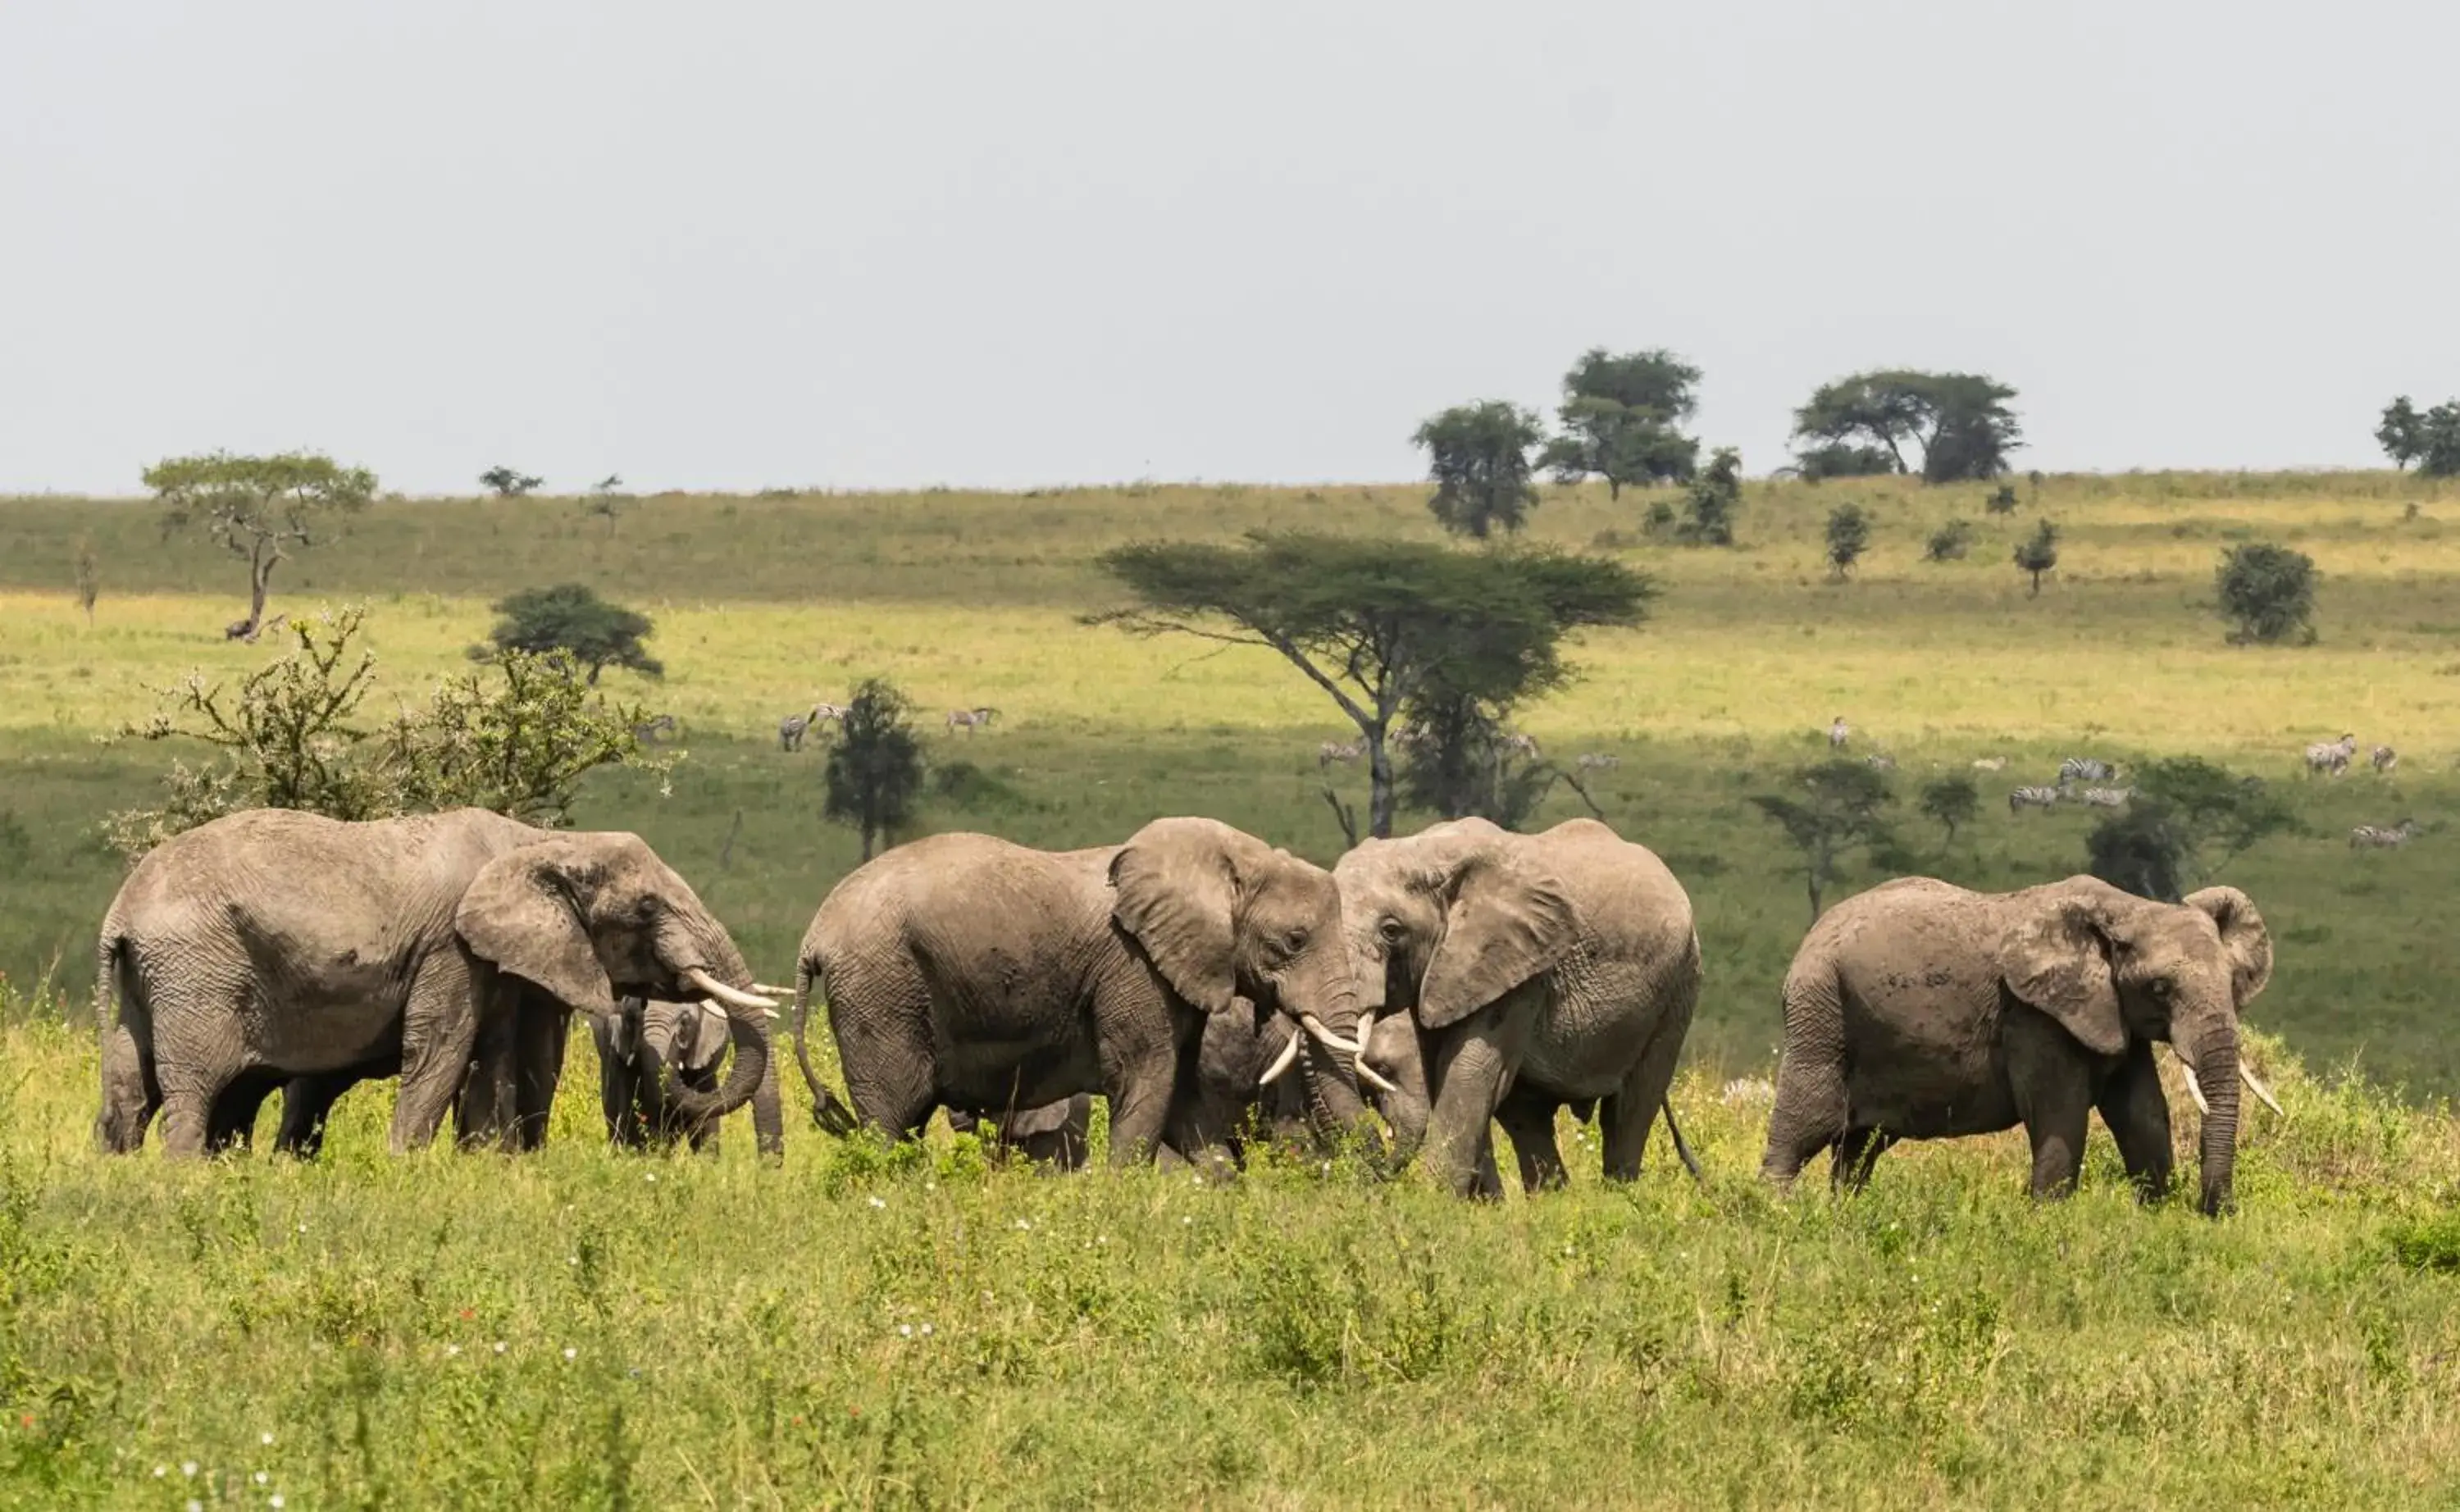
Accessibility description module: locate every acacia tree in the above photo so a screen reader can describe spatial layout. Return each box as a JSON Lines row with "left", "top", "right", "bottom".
{"left": 147, "top": 451, "right": 377, "bottom": 641}
{"left": 2379, "top": 398, "right": 2460, "bottom": 476}
{"left": 1676, "top": 446, "right": 1743, "bottom": 546}
{"left": 2084, "top": 757, "right": 2297, "bottom": 902}
{"left": 2013, "top": 518, "right": 2060, "bottom": 595}
{"left": 1791, "top": 371, "right": 2022, "bottom": 482}
{"left": 1751, "top": 758, "right": 1897, "bottom": 924}
{"left": 1413, "top": 402, "right": 1547, "bottom": 539}
{"left": 478, "top": 583, "right": 664, "bottom": 684}
{"left": 1392, "top": 685, "right": 1602, "bottom": 831}
{"left": 1824, "top": 503, "right": 1871, "bottom": 580}
{"left": 1536, "top": 348, "right": 1702, "bottom": 497}
{"left": 1918, "top": 775, "right": 1979, "bottom": 845}
{"left": 2377, "top": 397, "right": 2425, "bottom": 471}
{"left": 823, "top": 677, "right": 926, "bottom": 861}
{"left": 481, "top": 467, "right": 544, "bottom": 498}
{"left": 2215, "top": 542, "right": 2318, "bottom": 645}
{"left": 1094, "top": 534, "right": 1654, "bottom": 838}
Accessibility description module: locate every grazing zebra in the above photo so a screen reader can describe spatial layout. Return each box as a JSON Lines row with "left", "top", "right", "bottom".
{"left": 2372, "top": 745, "right": 2398, "bottom": 774}
{"left": 1500, "top": 731, "right": 1541, "bottom": 759}
{"left": 2056, "top": 757, "right": 2115, "bottom": 787}
{"left": 778, "top": 708, "right": 820, "bottom": 752}
{"left": 812, "top": 702, "right": 851, "bottom": 724}
{"left": 1828, "top": 717, "right": 1851, "bottom": 749}
{"left": 2304, "top": 733, "right": 2358, "bottom": 776}
{"left": 632, "top": 713, "right": 677, "bottom": 745}
{"left": 2072, "top": 786, "right": 2134, "bottom": 808}
{"left": 2349, "top": 819, "right": 2422, "bottom": 849}
{"left": 1865, "top": 752, "right": 1897, "bottom": 772}
{"left": 1389, "top": 724, "right": 1433, "bottom": 755}
{"left": 2008, "top": 786, "right": 2061, "bottom": 813}
{"left": 1574, "top": 753, "right": 1620, "bottom": 772}
{"left": 1318, "top": 740, "right": 1363, "bottom": 768}
{"left": 1971, "top": 757, "right": 2008, "bottom": 772}
{"left": 947, "top": 706, "right": 999, "bottom": 735}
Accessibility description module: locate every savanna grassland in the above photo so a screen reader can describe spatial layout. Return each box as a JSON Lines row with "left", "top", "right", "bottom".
{"left": 1, "top": 473, "right": 2458, "bottom": 1507}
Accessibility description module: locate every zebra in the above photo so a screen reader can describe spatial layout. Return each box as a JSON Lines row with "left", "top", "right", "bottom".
{"left": 2056, "top": 757, "right": 2115, "bottom": 787}
{"left": 1318, "top": 740, "right": 1363, "bottom": 768}
{"left": 2008, "top": 786, "right": 2061, "bottom": 813}
{"left": 2371, "top": 745, "right": 2398, "bottom": 774}
{"left": 812, "top": 701, "right": 851, "bottom": 725}
{"left": 1574, "top": 753, "right": 1620, "bottom": 772}
{"left": 1865, "top": 752, "right": 1897, "bottom": 772}
{"left": 631, "top": 713, "right": 677, "bottom": 745}
{"left": 2072, "top": 786, "right": 2134, "bottom": 808}
{"left": 1971, "top": 757, "right": 2008, "bottom": 772}
{"left": 2349, "top": 819, "right": 2422, "bottom": 849}
{"left": 779, "top": 708, "right": 820, "bottom": 752}
{"left": 1389, "top": 724, "right": 1433, "bottom": 755}
{"left": 947, "top": 706, "right": 999, "bottom": 735}
{"left": 2304, "top": 733, "right": 2358, "bottom": 776}
{"left": 1828, "top": 717, "right": 1851, "bottom": 749}
{"left": 1500, "top": 731, "right": 1542, "bottom": 759}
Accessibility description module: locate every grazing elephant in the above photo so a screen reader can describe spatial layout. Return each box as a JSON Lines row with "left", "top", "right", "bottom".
{"left": 594, "top": 997, "right": 785, "bottom": 1156}
{"left": 792, "top": 817, "right": 1378, "bottom": 1166}
{"left": 1758, "top": 876, "right": 2273, "bottom": 1215}
{"left": 1335, "top": 817, "right": 1702, "bottom": 1196}
{"left": 96, "top": 807, "right": 776, "bottom": 1158}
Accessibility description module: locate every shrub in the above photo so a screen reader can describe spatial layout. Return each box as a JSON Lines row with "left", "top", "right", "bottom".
{"left": 2215, "top": 541, "right": 2319, "bottom": 644}
{"left": 478, "top": 584, "right": 663, "bottom": 684}
{"left": 1925, "top": 518, "right": 1975, "bottom": 561}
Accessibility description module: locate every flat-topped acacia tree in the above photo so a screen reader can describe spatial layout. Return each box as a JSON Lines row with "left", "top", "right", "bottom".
{"left": 1091, "top": 533, "right": 1654, "bottom": 840}
{"left": 147, "top": 451, "right": 376, "bottom": 641}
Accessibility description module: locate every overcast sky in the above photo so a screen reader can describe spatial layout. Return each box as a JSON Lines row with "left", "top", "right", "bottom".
{"left": 2, "top": 3, "right": 2453, "bottom": 494}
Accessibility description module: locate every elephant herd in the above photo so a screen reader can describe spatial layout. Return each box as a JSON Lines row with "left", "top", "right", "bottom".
{"left": 90, "top": 804, "right": 2279, "bottom": 1213}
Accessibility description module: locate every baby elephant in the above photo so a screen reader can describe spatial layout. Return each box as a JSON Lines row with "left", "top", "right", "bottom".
{"left": 594, "top": 997, "right": 784, "bottom": 1157}
{"left": 1761, "top": 876, "right": 2272, "bottom": 1214}
{"left": 944, "top": 1096, "right": 1094, "bottom": 1168}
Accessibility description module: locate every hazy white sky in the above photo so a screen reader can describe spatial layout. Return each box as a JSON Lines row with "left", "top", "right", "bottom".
{"left": 3, "top": 2, "right": 2453, "bottom": 494}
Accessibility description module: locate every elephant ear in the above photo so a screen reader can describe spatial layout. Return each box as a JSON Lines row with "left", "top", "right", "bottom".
{"left": 2000, "top": 889, "right": 2124, "bottom": 1056}
{"left": 2185, "top": 886, "right": 2273, "bottom": 1007}
{"left": 1110, "top": 817, "right": 1257, "bottom": 1016}
{"left": 1003, "top": 1095, "right": 1085, "bottom": 1140}
{"left": 458, "top": 845, "right": 618, "bottom": 1018}
{"left": 1417, "top": 845, "right": 1575, "bottom": 1030}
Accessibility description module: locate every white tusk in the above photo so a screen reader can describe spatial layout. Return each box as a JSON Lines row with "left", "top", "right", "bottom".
{"left": 752, "top": 982, "right": 796, "bottom": 997}
{"left": 1354, "top": 1059, "right": 1400, "bottom": 1096}
{"left": 1352, "top": 1010, "right": 1376, "bottom": 1062}
{"left": 2239, "top": 1063, "right": 2285, "bottom": 1117}
{"left": 2175, "top": 1056, "right": 2209, "bottom": 1116}
{"left": 1256, "top": 1031, "right": 1304, "bottom": 1086}
{"left": 1297, "top": 1013, "right": 1351, "bottom": 1054}
{"left": 685, "top": 968, "right": 779, "bottom": 1013}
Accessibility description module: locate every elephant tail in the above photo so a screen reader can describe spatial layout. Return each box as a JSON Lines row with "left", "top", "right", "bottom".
{"left": 792, "top": 953, "right": 859, "bottom": 1138}
{"left": 1661, "top": 1095, "right": 1704, "bottom": 1183}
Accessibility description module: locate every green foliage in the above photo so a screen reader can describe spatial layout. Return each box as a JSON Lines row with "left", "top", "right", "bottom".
{"left": 1095, "top": 534, "right": 1653, "bottom": 837}
{"left": 1986, "top": 484, "right": 2020, "bottom": 514}
{"left": 1792, "top": 371, "right": 2022, "bottom": 483}
{"left": 1751, "top": 758, "right": 1897, "bottom": 922}
{"left": 1411, "top": 401, "right": 1546, "bottom": 540}
{"left": 71, "top": 535, "right": 98, "bottom": 626}
{"left": 1917, "top": 775, "right": 1979, "bottom": 844}
{"left": 2384, "top": 399, "right": 2460, "bottom": 477}
{"left": 2377, "top": 396, "right": 2424, "bottom": 471}
{"left": 480, "top": 583, "right": 664, "bottom": 684}
{"left": 1642, "top": 499, "right": 1678, "bottom": 535}
{"left": 2084, "top": 756, "right": 2298, "bottom": 901}
{"left": 581, "top": 474, "right": 631, "bottom": 535}
{"left": 479, "top": 467, "right": 544, "bottom": 498}
{"left": 1924, "top": 517, "right": 1975, "bottom": 562}
{"left": 2215, "top": 541, "right": 2320, "bottom": 645}
{"left": 144, "top": 450, "right": 378, "bottom": 640}
{"left": 1392, "top": 689, "right": 1597, "bottom": 831}
{"left": 1823, "top": 503, "right": 1871, "bottom": 579}
{"left": 2013, "top": 518, "right": 2060, "bottom": 595}
{"left": 387, "top": 650, "right": 670, "bottom": 827}
{"left": 1534, "top": 348, "right": 1702, "bottom": 497}
{"left": 1675, "top": 447, "right": 1743, "bottom": 546}
{"left": 823, "top": 677, "right": 926, "bottom": 861}
{"left": 1793, "top": 442, "right": 1897, "bottom": 481}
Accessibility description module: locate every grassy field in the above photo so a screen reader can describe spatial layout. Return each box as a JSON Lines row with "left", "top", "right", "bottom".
{"left": 2, "top": 473, "right": 2460, "bottom": 1505}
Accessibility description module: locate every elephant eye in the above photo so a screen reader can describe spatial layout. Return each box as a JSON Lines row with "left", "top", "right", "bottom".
{"left": 2148, "top": 977, "right": 2172, "bottom": 999}
{"left": 1378, "top": 918, "right": 1406, "bottom": 945}
{"left": 1282, "top": 927, "right": 1309, "bottom": 954}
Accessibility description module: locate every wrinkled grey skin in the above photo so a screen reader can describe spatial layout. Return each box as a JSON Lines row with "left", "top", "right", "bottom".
{"left": 945, "top": 1095, "right": 1094, "bottom": 1168}
{"left": 594, "top": 997, "right": 785, "bottom": 1157}
{"left": 96, "top": 808, "right": 770, "bottom": 1158}
{"left": 793, "top": 817, "right": 1374, "bottom": 1168}
{"left": 1759, "top": 876, "right": 2272, "bottom": 1215}
{"left": 1337, "top": 817, "right": 1702, "bottom": 1197}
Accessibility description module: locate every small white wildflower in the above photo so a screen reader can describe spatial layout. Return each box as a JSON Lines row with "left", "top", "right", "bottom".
{"left": 494, "top": 1341, "right": 508, "bottom": 1355}
{"left": 1014, "top": 1218, "right": 1031, "bottom": 1231}
{"left": 563, "top": 1347, "right": 577, "bottom": 1361}
{"left": 924, "top": 1181, "right": 936, "bottom": 1191}
{"left": 919, "top": 1323, "right": 933, "bottom": 1337}
{"left": 153, "top": 1466, "right": 165, "bottom": 1478}
{"left": 867, "top": 1196, "right": 886, "bottom": 1210}
{"left": 182, "top": 1462, "right": 198, "bottom": 1478}
{"left": 1182, "top": 1216, "right": 1193, "bottom": 1227}
{"left": 260, "top": 1432, "right": 274, "bottom": 1446}
{"left": 1096, "top": 1235, "right": 1109, "bottom": 1246}
{"left": 446, "top": 1345, "right": 462, "bottom": 1356}
{"left": 295, "top": 1223, "right": 307, "bottom": 1234}
{"left": 567, "top": 1255, "right": 579, "bottom": 1266}
{"left": 1191, "top": 1174, "right": 1204, "bottom": 1186}
{"left": 272, "top": 1498, "right": 286, "bottom": 1510}
{"left": 897, "top": 1323, "right": 912, "bottom": 1338}
{"left": 256, "top": 1471, "right": 270, "bottom": 1484}
{"left": 645, "top": 1173, "right": 657, "bottom": 1184}
{"left": 187, "top": 1501, "right": 202, "bottom": 1512}
{"left": 1563, "top": 1246, "right": 1575, "bottom": 1257}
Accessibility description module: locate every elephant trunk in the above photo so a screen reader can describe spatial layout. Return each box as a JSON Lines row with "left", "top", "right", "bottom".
{"left": 2180, "top": 1001, "right": 2240, "bottom": 1217}
{"left": 655, "top": 933, "right": 772, "bottom": 1124}
{"left": 792, "top": 952, "right": 859, "bottom": 1136}
{"left": 1280, "top": 959, "right": 1385, "bottom": 1161}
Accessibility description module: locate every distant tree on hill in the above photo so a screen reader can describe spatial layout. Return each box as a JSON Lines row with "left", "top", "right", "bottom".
{"left": 1792, "top": 371, "right": 2022, "bottom": 482}
{"left": 2084, "top": 757, "right": 2297, "bottom": 902}
{"left": 1536, "top": 348, "right": 1702, "bottom": 497}
{"left": 2013, "top": 519, "right": 2059, "bottom": 596}
{"left": 1986, "top": 484, "right": 2020, "bottom": 514}
{"left": 1752, "top": 758, "right": 1897, "bottom": 924}
{"left": 1392, "top": 685, "right": 1601, "bottom": 832}
{"left": 74, "top": 535, "right": 98, "bottom": 627}
{"left": 823, "top": 678, "right": 926, "bottom": 861}
{"left": 2379, "top": 398, "right": 2460, "bottom": 476}
{"left": 2215, "top": 542, "right": 2318, "bottom": 645}
{"left": 1413, "top": 402, "right": 1547, "bottom": 539}
{"left": 479, "top": 584, "right": 663, "bottom": 684}
{"left": 581, "top": 474, "right": 631, "bottom": 535}
{"left": 481, "top": 467, "right": 544, "bottom": 498}
{"left": 1925, "top": 518, "right": 1975, "bottom": 562}
{"left": 1094, "top": 534, "right": 1653, "bottom": 838}
{"left": 1918, "top": 775, "right": 1979, "bottom": 845}
{"left": 146, "top": 450, "right": 377, "bottom": 642}
{"left": 1676, "top": 447, "right": 1743, "bottom": 546}
{"left": 1824, "top": 503, "right": 1871, "bottom": 580}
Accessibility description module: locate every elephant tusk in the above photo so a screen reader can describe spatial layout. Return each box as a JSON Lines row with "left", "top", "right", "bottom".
{"left": 2175, "top": 1055, "right": 2210, "bottom": 1116}
{"left": 686, "top": 968, "right": 780, "bottom": 1014}
{"left": 1297, "top": 1013, "right": 1351, "bottom": 1054}
{"left": 752, "top": 982, "right": 796, "bottom": 997}
{"left": 1256, "top": 1031, "right": 1304, "bottom": 1086}
{"left": 1353, "top": 1059, "right": 1400, "bottom": 1096}
{"left": 1352, "top": 1010, "right": 1376, "bottom": 1062}
{"left": 2239, "top": 1063, "right": 2285, "bottom": 1117}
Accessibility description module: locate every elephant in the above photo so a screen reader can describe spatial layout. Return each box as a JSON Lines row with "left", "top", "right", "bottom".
{"left": 203, "top": 1057, "right": 401, "bottom": 1158}
{"left": 790, "top": 817, "right": 1378, "bottom": 1168}
{"left": 96, "top": 807, "right": 777, "bottom": 1158}
{"left": 944, "top": 1095, "right": 1094, "bottom": 1168}
{"left": 1756, "top": 876, "right": 2273, "bottom": 1215}
{"left": 594, "top": 997, "right": 786, "bottom": 1156}
{"left": 1335, "top": 817, "right": 1702, "bottom": 1197}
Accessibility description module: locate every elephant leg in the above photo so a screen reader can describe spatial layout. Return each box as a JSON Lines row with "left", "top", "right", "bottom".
{"left": 1422, "top": 1008, "right": 1528, "bottom": 1197}
{"left": 274, "top": 1072, "right": 364, "bottom": 1159}
{"left": 2096, "top": 1043, "right": 2175, "bottom": 1204}
{"left": 1469, "top": 1132, "right": 1506, "bottom": 1200}
{"left": 207, "top": 1069, "right": 283, "bottom": 1154}
{"left": 391, "top": 959, "right": 483, "bottom": 1154}
{"left": 1104, "top": 1054, "right": 1178, "bottom": 1168}
{"left": 595, "top": 1022, "right": 646, "bottom": 1149}
{"left": 2016, "top": 1080, "right": 2093, "bottom": 1201}
{"left": 1495, "top": 1086, "right": 1567, "bottom": 1193}
{"left": 95, "top": 1013, "right": 161, "bottom": 1154}
{"left": 1761, "top": 965, "right": 1849, "bottom": 1186}
{"left": 457, "top": 974, "right": 526, "bottom": 1151}
{"left": 1830, "top": 1127, "right": 1896, "bottom": 1194}
{"left": 829, "top": 969, "right": 939, "bottom": 1140}
{"left": 157, "top": 1066, "right": 236, "bottom": 1159}
{"left": 1602, "top": 992, "right": 1692, "bottom": 1183}
{"left": 512, "top": 998, "right": 571, "bottom": 1152}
